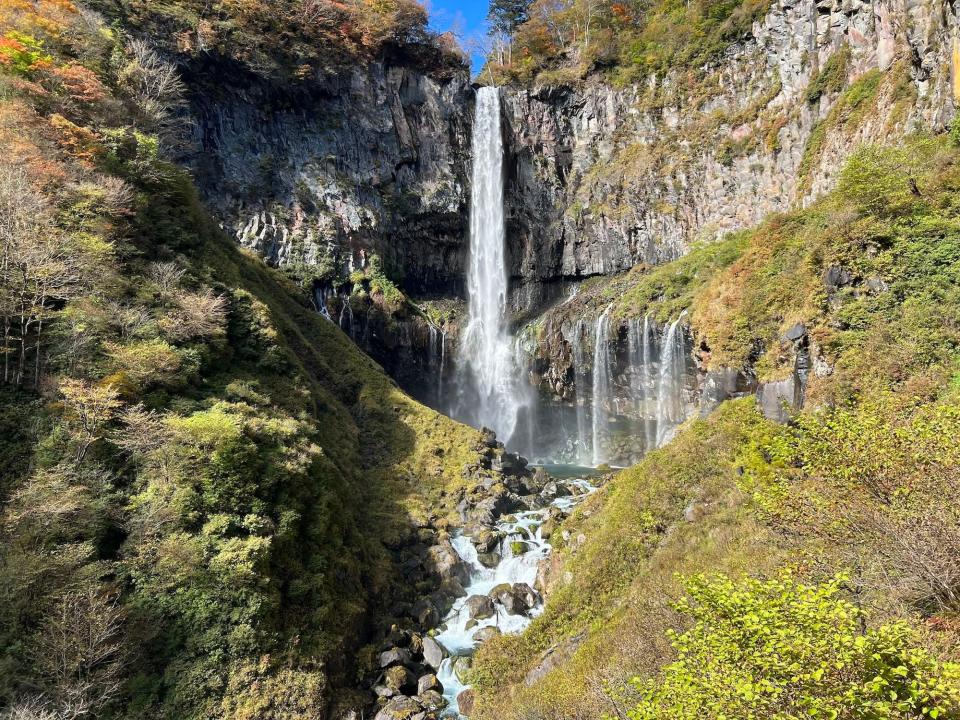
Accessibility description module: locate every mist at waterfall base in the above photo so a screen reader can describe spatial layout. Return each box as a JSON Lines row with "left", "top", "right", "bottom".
{"left": 445, "top": 87, "right": 694, "bottom": 467}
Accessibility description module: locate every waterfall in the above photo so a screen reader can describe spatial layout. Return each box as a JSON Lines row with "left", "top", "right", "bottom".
{"left": 438, "top": 329, "right": 446, "bottom": 401}
{"left": 571, "top": 318, "right": 591, "bottom": 464}
{"left": 591, "top": 305, "right": 614, "bottom": 466}
{"left": 453, "top": 86, "right": 532, "bottom": 447}
{"left": 641, "top": 315, "right": 656, "bottom": 450}
{"left": 656, "top": 312, "right": 688, "bottom": 445}
{"left": 627, "top": 314, "right": 657, "bottom": 456}
{"left": 338, "top": 296, "right": 354, "bottom": 339}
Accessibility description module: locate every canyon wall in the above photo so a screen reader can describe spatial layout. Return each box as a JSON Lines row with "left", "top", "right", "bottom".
{"left": 502, "top": 0, "right": 959, "bottom": 312}
{"left": 182, "top": 0, "right": 958, "bottom": 435}
{"left": 184, "top": 58, "right": 474, "bottom": 297}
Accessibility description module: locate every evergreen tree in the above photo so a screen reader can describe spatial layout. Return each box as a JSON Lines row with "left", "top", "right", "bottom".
{"left": 487, "top": 0, "right": 533, "bottom": 35}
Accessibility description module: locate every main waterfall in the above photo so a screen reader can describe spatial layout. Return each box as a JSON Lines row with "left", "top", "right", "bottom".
{"left": 454, "top": 87, "right": 532, "bottom": 447}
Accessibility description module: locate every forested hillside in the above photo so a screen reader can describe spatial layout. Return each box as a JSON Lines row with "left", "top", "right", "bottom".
{"left": 0, "top": 2, "right": 480, "bottom": 718}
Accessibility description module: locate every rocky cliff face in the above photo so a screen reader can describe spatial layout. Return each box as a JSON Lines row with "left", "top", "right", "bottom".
{"left": 501, "top": 0, "right": 959, "bottom": 313}
{"left": 180, "top": 1, "right": 957, "bottom": 440}
{"left": 184, "top": 57, "right": 474, "bottom": 296}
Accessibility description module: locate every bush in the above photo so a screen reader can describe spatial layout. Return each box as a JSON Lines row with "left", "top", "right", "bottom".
{"left": 628, "top": 572, "right": 960, "bottom": 720}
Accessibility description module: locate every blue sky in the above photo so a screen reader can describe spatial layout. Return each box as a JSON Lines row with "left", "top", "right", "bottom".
{"left": 427, "top": 0, "right": 490, "bottom": 73}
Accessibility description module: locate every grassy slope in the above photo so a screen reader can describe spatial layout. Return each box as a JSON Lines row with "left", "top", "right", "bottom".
{"left": 472, "top": 134, "right": 960, "bottom": 719}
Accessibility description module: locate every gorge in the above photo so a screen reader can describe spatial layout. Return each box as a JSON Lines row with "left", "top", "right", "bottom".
{"left": 1, "top": 1, "right": 959, "bottom": 720}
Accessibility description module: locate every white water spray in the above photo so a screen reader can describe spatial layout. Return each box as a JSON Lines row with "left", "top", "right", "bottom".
{"left": 455, "top": 87, "right": 532, "bottom": 445}
{"left": 591, "top": 305, "right": 614, "bottom": 466}
{"left": 656, "top": 311, "right": 688, "bottom": 445}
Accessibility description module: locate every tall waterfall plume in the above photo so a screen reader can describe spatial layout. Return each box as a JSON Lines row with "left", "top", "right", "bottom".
{"left": 454, "top": 87, "right": 533, "bottom": 447}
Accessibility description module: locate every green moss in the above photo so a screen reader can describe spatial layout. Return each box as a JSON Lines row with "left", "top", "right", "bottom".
{"left": 798, "top": 69, "right": 884, "bottom": 192}
{"left": 804, "top": 43, "right": 851, "bottom": 104}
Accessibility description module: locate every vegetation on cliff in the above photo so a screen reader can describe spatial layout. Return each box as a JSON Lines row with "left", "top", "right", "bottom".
{"left": 469, "top": 133, "right": 960, "bottom": 718}
{"left": 0, "top": 2, "right": 480, "bottom": 718}
{"left": 86, "top": 0, "right": 466, "bottom": 78}
{"left": 483, "top": 0, "right": 772, "bottom": 85}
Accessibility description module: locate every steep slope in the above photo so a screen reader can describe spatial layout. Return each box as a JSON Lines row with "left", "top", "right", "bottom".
{"left": 0, "top": 3, "right": 483, "bottom": 718}
{"left": 468, "top": 133, "right": 960, "bottom": 719}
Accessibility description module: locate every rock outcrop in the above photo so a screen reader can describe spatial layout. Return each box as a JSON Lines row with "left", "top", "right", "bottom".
{"left": 183, "top": 57, "right": 474, "bottom": 297}
{"left": 500, "top": 0, "right": 958, "bottom": 313}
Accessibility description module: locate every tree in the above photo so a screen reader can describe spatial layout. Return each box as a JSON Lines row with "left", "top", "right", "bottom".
{"left": 488, "top": 0, "right": 534, "bottom": 35}
{"left": 29, "top": 588, "right": 128, "bottom": 720}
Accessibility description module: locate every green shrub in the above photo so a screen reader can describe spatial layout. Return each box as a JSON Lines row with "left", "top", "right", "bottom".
{"left": 628, "top": 573, "right": 960, "bottom": 720}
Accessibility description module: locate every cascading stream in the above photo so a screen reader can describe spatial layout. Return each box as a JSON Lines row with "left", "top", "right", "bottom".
{"left": 453, "top": 86, "right": 533, "bottom": 447}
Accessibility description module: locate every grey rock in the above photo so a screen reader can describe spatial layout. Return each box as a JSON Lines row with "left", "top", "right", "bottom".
{"left": 379, "top": 647, "right": 412, "bottom": 669}
{"left": 416, "top": 673, "right": 442, "bottom": 695}
{"left": 421, "top": 636, "right": 448, "bottom": 670}
{"left": 464, "top": 594, "right": 496, "bottom": 620}
{"left": 374, "top": 695, "right": 424, "bottom": 720}
{"left": 782, "top": 322, "right": 807, "bottom": 342}
{"left": 471, "top": 626, "right": 502, "bottom": 643}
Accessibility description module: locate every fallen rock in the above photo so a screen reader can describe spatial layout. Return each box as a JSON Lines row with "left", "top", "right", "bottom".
{"left": 374, "top": 696, "right": 424, "bottom": 720}
{"left": 417, "top": 689, "right": 447, "bottom": 711}
{"left": 412, "top": 599, "right": 440, "bottom": 629}
{"left": 471, "top": 626, "right": 501, "bottom": 643}
{"left": 383, "top": 665, "right": 417, "bottom": 694}
{"left": 476, "top": 551, "right": 501, "bottom": 568}
{"left": 417, "top": 673, "right": 442, "bottom": 695}
{"left": 421, "top": 636, "right": 448, "bottom": 670}
{"left": 512, "top": 582, "right": 539, "bottom": 609}
{"left": 464, "top": 594, "right": 495, "bottom": 620}
{"left": 379, "top": 647, "right": 412, "bottom": 669}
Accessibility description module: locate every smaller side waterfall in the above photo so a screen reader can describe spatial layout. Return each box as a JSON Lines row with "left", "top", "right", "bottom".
{"left": 591, "top": 305, "right": 614, "bottom": 466}
{"left": 571, "top": 318, "right": 591, "bottom": 464}
{"left": 656, "top": 311, "right": 688, "bottom": 445}
{"left": 627, "top": 314, "right": 657, "bottom": 456}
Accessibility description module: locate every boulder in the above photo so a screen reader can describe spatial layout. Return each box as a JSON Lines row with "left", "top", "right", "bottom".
{"left": 417, "top": 689, "right": 447, "bottom": 711}
{"left": 489, "top": 582, "right": 538, "bottom": 615}
{"left": 476, "top": 551, "right": 501, "bottom": 568}
{"left": 424, "top": 541, "right": 470, "bottom": 585}
{"left": 417, "top": 673, "right": 442, "bottom": 695}
{"left": 383, "top": 665, "right": 417, "bottom": 694}
{"left": 488, "top": 582, "right": 512, "bottom": 600}
{"left": 509, "top": 540, "right": 531, "bottom": 556}
{"left": 379, "top": 647, "right": 412, "bottom": 669}
{"left": 471, "top": 626, "right": 501, "bottom": 643}
{"left": 457, "top": 688, "right": 476, "bottom": 715}
{"left": 374, "top": 696, "right": 424, "bottom": 720}
{"left": 540, "top": 518, "right": 556, "bottom": 540}
{"left": 473, "top": 528, "right": 502, "bottom": 553}
{"left": 540, "top": 481, "right": 571, "bottom": 501}
{"left": 421, "top": 636, "right": 448, "bottom": 670}
{"left": 782, "top": 321, "right": 807, "bottom": 342}
{"left": 464, "top": 594, "right": 495, "bottom": 620}
{"left": 411, "top": 598, "right": 440, "bottom": 629}
{"left": 373, "top": 684, "right": 398, "bottom": 699}
{"left": 493, "top": 451, "right": 528, "bottom": 476}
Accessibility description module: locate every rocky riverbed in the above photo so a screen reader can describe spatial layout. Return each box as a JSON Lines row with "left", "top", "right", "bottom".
{"left": 365, "top": 432, "right": 597, "bottom": 720}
